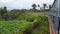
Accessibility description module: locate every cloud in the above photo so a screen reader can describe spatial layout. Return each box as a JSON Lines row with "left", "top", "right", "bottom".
{"left": 0, "top": 0, "right": 54, "bottom": 10}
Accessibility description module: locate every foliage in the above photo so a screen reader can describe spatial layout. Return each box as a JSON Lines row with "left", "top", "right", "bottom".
{"left": 32, "top": 4, "right": 36, "bottom": 10}
{"left": 43, "top": 4, "right": 47, "bottom": 10}
{"left": 0, "top": 4, "right": 50, "bottom": 34}
{"left": 49, "top": 5, "right": 52, "bottom": 9}
{"left": 32, "top": 16, "right": 49, "bottom": 34}
{"left": 0, "top": 6, "right": 7, "bottom": 21}
{"left": 16, "top": 13, "right": 43, "bottom": 21}
{"left": 31, "top": 9, "right": 49, "bottom": 12}
{"left": 0, "top": 12, "right": 49, "bottom": 34}
{"left": 38, "top": 5, "right": 40, "bottom": 7}
{"left": 0, "top": 20, "right": 31, "bottom": 34}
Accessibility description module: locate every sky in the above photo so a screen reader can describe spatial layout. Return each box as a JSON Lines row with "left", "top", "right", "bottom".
{"left": 0, "top": 0, "right": 54, "bottom": 10}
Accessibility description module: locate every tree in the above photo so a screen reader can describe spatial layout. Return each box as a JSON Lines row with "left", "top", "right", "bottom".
{"left": 32, "top": 4, "right": 36, "bottom": 10}
{"left": 38, "top": 5, "right": 40, "bottom": 10}
{"left": 4, "top": 6, "right": 7, "bottom": 13}
{"left": 43, "top": 3, "right": 46, "bottom": 15}
{"left": 49, "top": 5, "right": 52, "bottom": 9}
{"left": 3, "top": 6, "right": 8, "bottom": 21}
{"left": 0, "top": 8, "right": 4, "bottom": 16}
{"left": 43, "top": 3, "right": 46, "bottom": 10}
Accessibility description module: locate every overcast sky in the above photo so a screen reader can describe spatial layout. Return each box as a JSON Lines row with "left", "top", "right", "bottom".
{"left": 0, "top": 0, "right": 54, "bottom": 10}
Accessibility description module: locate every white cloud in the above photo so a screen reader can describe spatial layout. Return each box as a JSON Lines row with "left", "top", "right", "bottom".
{"left": 0, "top": 0, "right": 8, "bottom": 2}
{"left": 0, "top": 0, "right": 54, "bottom": 10}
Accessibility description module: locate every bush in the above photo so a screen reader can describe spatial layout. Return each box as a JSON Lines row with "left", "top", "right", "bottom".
{"left": 26, "top": 17, "right": 34, "bottom": 22}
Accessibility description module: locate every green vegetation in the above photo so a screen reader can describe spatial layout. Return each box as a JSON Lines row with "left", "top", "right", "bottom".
{"left": 0, "top": 20, "right": 31, "bottom": 34}
{"left": 32, "top": 9, "right": 49, "bottom": 12}
{"left": 32, "top": 16, "right": 49, "bottom": 34}
{"left": 0, "top": 13, "right": 49, "bottom": 34}
{"left": 0, "top": 3, "right": 51, "bottom": 34}
{"left": 0, "top": 5, "right": 49, "bottom": 34}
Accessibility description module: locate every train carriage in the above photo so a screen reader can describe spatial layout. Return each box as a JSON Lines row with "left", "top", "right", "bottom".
{"left": 49, "top": 0, "right": 60, "bottom": 34}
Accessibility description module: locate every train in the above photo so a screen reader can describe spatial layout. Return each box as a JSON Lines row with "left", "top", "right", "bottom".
{"left": 49, "top": 0, "right": 60, "bottom": 34}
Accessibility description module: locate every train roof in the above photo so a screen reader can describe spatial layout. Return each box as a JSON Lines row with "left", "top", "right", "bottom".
{"left": 52, "top": 0, "right": 56, "bottom": 8}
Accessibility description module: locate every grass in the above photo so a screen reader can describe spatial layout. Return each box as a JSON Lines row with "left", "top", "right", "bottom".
{"left": 32, "top": 14, "right": 49, "bottom": 34}
{"left": 0, "top": 20, "right": 31, "bottom": 34}
{"left": 0, "top": 13, "right": 49, "bottom": 34}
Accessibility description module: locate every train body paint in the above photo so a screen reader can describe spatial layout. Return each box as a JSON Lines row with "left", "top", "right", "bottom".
{"left": 49, "top": 0, "right": 60, "bottom": 34}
